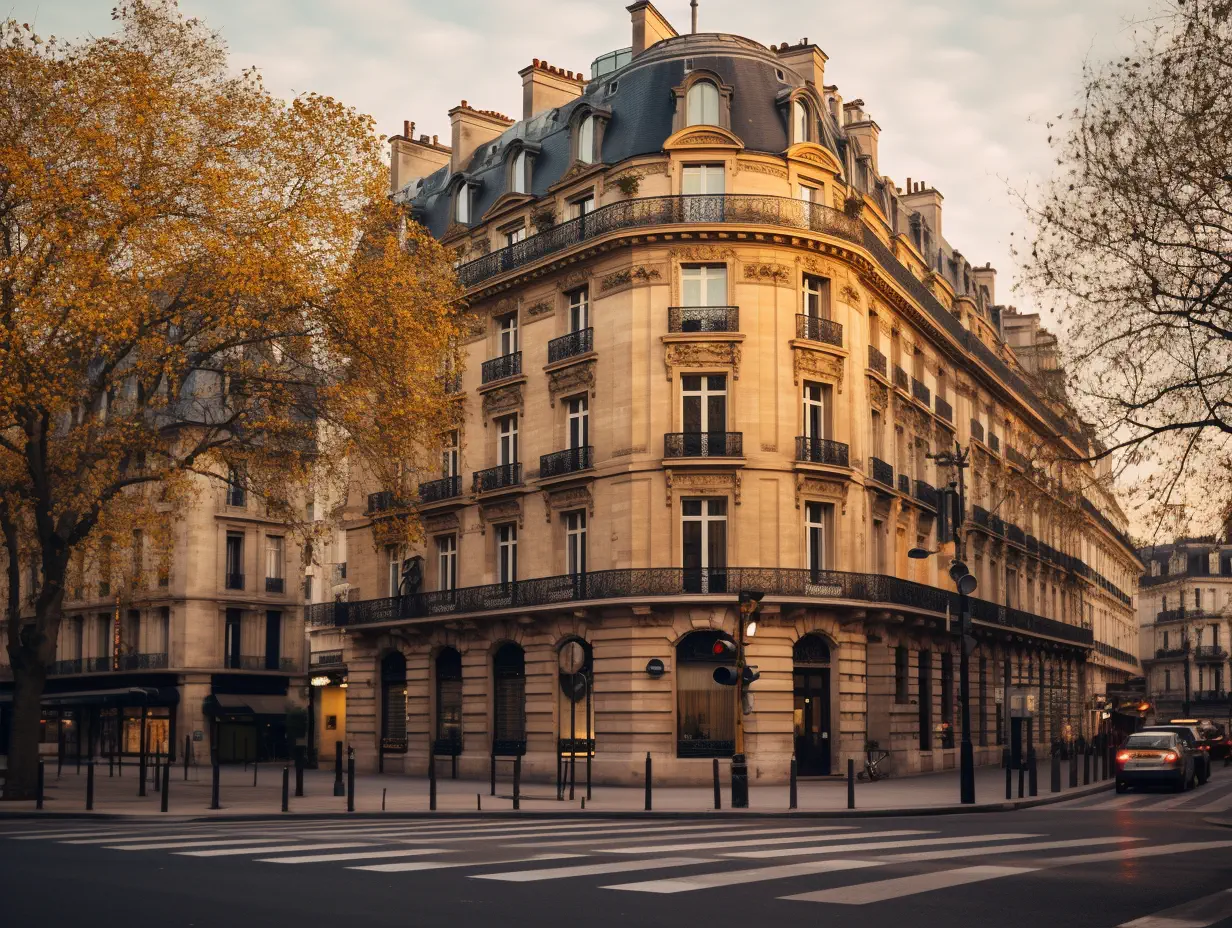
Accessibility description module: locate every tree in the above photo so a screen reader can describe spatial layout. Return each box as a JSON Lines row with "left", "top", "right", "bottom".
{"left": 0, "top": 2, "right": 464, "bottom": 797}
{"left": 1022, "top": 0, "right": 1232, "bottom": 537}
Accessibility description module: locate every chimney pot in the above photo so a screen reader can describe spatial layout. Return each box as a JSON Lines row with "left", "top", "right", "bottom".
{"left": 432, "top": 134, "right": 438, "bottom": 145}
{"left": 403, "top": 120, "right": 412, "bottom": 138}
{"left": 461, "top": 99, "right": 468, "bottom": 108}
{"left": 533, "top": 58, "right": 540, "bottom": 66}
{"left": 420, "top": 134, "right": 428, "bottom": 143}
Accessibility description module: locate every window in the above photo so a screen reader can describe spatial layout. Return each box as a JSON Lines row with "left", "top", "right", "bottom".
{"left": 496, "top": 523, "right": 518, "bottom": 585}
{"left": 437, "top": 535, "right": 457, "bottom": 592}
{"left": 505, "top": 225, "right": 526, "bottom": 247}
{"left": 568, "top": 287, "right": 589, "bottom": 332}
{"left": 224, "top": 608, "right": 241, "bottom": 668}
{"left": 872, "top": 519, "right": 887, "bottom": 574}
{"left": 870, "top": 408, "right": 884, "bottom": 460}
{"left": 940, "top": 651, "right": 954, "bottom": 748}
{"left": 918, "top": 650, "right": 932, "bottom": 751}
{"left": 798, "top": 183, "right": 818, "bottom": 210}
{"left": 454, "top": 186, "right": 470, "bottom": 224}
{"left": 805, "top": 501, "right": 830, "bottom": 576}
{"left": 676, "top": 630, "right": 736, "bottom": 757}
{"left": 435, "top": 648, "right": 463, "bottom": 749}
{"left": 567, "top": 395, "right": 589, "bottom": 448}
{"left": 225, "top": 532, "right": 244, "bottom": 590}
{"left": 681, "top": 264, "right": 727, "bottom": 307}
{"left": 681, "top": 374, "right": 727, "bottom": 438}
{"left": 498, "top": 312, "right": 518, "bottom": 356}
{"left": 802, "top": 381, "right": 828, "bottom": 440}
{"left": 442, "top": 430, "right": 459, "bottom": 479}
{"left": 682, "top": 164, "right": 724, "bottom": 195}
{"left": 682, "top": 498, "right": 727, "bottom": 593}
{"left": 571, "top": 194, "right": 595, "bottom": 219}
{"left": 793, "top": 98, "right": 811, "bottom": 143}
{"left": 894, "top": 646, "right": 909, "bottom": 703}
{"left": 226, "top": 468, "right": 246, "bottom": 507}
{"left": 1165, "top": 668, "right": 1172, "bottom": 691}
{"left": 386, "top": 545, "right": 407, "bottom": 598}
{"left": 264, "top": 610, "right": 281, "bottom": 670}
{"left": 380, "top": 651, "right": 408, "bottom": 752}
{"left": 511, "top": 149, "right": 528, "bottom": 195}
{"left": 304, "top": 575, "right": 314, "bottom": 603}
{"left": 497, "top": 414, "right": 519, "bottom": 466}
{"left": 802, "top": 274, "right": 831, "bottom": 319}
{"left": 493, "top": 643, "right": 527, "bottom": 750}
{"left": 577, "top": 115, "right": 596, "bottom": 164}
{"left": 265, "top": 535, "right": 284, "bottom": 592}
{"left": 686, "top": 80, "right": 720, "bottom": 126}
{"left": 565, "top": 510, "right": 587, "bottom": 576}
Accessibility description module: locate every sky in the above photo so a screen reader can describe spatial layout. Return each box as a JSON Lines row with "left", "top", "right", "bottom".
{"left": 15, "top": 0, "right": 1158, "bottom": 312}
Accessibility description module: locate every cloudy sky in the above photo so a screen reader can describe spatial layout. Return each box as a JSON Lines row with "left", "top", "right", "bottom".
{"left": 17, "top": 0, "right": 1156, "bottom": 311}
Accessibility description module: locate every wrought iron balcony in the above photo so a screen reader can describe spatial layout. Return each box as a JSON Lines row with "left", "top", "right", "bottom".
{"left": 419, "top": 475, "right": 462, "bottom": 504}
{"left": 473, "top": 463, "right": 523, "bottom": 494}
{"left": 988, "top": 513, "right": 1005, "bottom": 536}
{"left": 934, "top": 396, "right": 953, "bottom": 422}
{"left": 1154, "top": 647, "right": 1187, "bottom": 660}
{"left": 911, "top": 378, "right": 931, "bottom": 406}
{"left": 796, "top": 436, "right": 850, "bottom": 466}
{"left": 1156, "top": 608, "right": 1215, "bottom": 624}
{"left": 225, "top": 572, "right": 244, "bottom": 591}
{"left": 1194, "top": 645, "right": 1228, "bottom": 661}
{"left": 116, "top": 652, "right": 169, "bottom": 671}
{"left": 1094, "top": 641, "right": 1138, "bottom": 666}
{"left": 893, "top": 365, "right": 910, "bottom": 391}
{"left": 440, "top": 371, "right": 463, "bottom": 394}
{"left": 1026, "top": 534, "right": 1039, "bottom": 554}
{"left": 972, "top": 505, "right": 990, "bottom": 529}
{"left": 1007, "top": 446, "right": 1028, "bottom": 469}
{"left": 540, "top": 446, "right": 594, "bottom": 478}
{"left": 367, "top": 491, "right": 402, "bottom": 513}
{"left": 664, "top": 432, "right": 743, "bottom": 458}
{"left": 265, "top": 577, "right": 285, "bottom": 594}
{"left": 871, "top": 457, "right": 894, "bottom": 486}
{"left": 1007, "top": 523, "right": 1026, "bottom": 546}
{"left": 971, "top": 418, "right": 985, "bottom": 442}
{"left": 458, "top": 194, "right": 863, "bottom": 288}
{"left": 548, "top": 327, "right": 593, "bottom": 363}
{"left": 481, "top": 351, "right": 522, "bottom": 384}
{"left": 913, "top": 479, "right": 939, "bottom": 509}
{"left": 796, "top": 314, "right": 843, "bottom": 346}
{"left": 989, "top": 433, "right": 1001, "bottom": 453}
{"left": 223, "top": 654, "right": 267, "bottom": 671}
{"left": 309, "top": 649, "right": 344, "bottom": 668}
{"left": 897, "top": 473, "right": 910, "bottom": 495}
{"left": 669, "top": 306, "right": 739, "bottom": 333}
{"left": 867, "top": 345, "right": 887, "bottom": 377}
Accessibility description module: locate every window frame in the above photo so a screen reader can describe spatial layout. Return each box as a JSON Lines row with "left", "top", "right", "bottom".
{"left": 436, "top": 534, "right": 457, "bottom": 592}
{"left": 565, "top": 510, "right": 587, "bottom": 577}
{"left": 496, "top": 522, "right": 518, "bottom": 585}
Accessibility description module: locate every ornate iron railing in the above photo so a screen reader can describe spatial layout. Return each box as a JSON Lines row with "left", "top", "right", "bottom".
{"left": 473, "top": 463, "right": 523, "bottom": 494}
{"left": 867, "top": 345, "right": 887, "bottom": 377}
{"left": 1026, "top": 534, "right": 1039, "bottom": 554}
{"left": 796, "top": 314, "right": 843, "bottom": 346}
{"left": 309, "top": 649, "right": 344, "bottom": 668}
{"left": 970, "top": 418, "right": 985, "bottom": 442}
{"left": 664, "top": 432, "right": 743, "bottom": 458}
{"left": 1156, "top": 608, "right": 1215, "bottom": 624}
{"left": 871, "top": 457, "right": 894, "bottom": 486}
{"left": 1195, "top": 645, "right": 1228, "bottom": 661}
{"left": 913, "top": 479, "right": 939, "bottom": 510}
{"left": 911, "top": 378, "right": 931, "bottom": 406}
{"left": 548, "top": 327, "right": 593, "bottom": 363}
{"left": 897, "top": 474, "right": 911, "bottom": 494}
{"left": 224, "top": 654, "right": 267, "bottom": 670}
{"left": 306, "top": 566, "right": 1095, "bottom": 647}
{"left": 540, "top": 446, "right": 594, "bottom": 478}
{"left": 1007, "top": 446, "right": 1028, "bottom": 469}
{"left": 989, "top": 433, "right": 1001, "bottom": 453}
{"left": 458, "top": 194, "right": 863, "bottom": 287}
{"left": 481, "top": 351, "right": 522, "bottom": 384}
{"left": 1094, "top": 641, "right": 1138, "bottom": 666}
{"left": 419, "top": 475, "right": 462, "bottom": 504}
{"left": 934, "top": 396, "right": 953, "bottom": 422}
{"left": 1006, "top": 523, "right": 1026, "bottom": 546}
{"left": 796, "top": 436, "right": 850, "bottom": 467}
{"left": 116, "top": 652, "right": 169, "bottom": 671}
{"left": 972, "top": 506, "right": 991, "bottom": 529}
{"left": 893, "top": 365, "right": 910, "bottom": 391}
{"left": 669, "top": 306, "right": 739, "bottom": 333}
{"left": 265, "top": 577, "right": 285, "bottom": 594}
{"left": 1154, "top": 648, "right": 1187, "bottom": 660}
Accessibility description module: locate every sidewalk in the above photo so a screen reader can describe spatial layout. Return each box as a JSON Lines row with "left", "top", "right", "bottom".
{"left": 0, "top": 758, "right": 1112, "bottom": 819}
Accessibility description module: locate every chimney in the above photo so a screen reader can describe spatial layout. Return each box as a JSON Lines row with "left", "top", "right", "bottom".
{"left": 775, "top": 41, "right": 828, "bottom": 89}
{"left": 520, "top": 59, "right": 586, "bottom": 121}
{"left": 843, "top": 99, "right": 880, "bottom": 173}
{"left": 972, "top": 263, "right": 997, "bottom": 306}
{"left": 389, "top": 120, "right": 451, "bottom": 196}
{"left": 902, "top": 181, "right": 944, "bottom": 244}
{"left": 627, "top": 1, "right": 678, "bottom": 56}
{"left": 448, "top": 101, "right": 514, "bottom": 175}
{"left": 824, "top": 85, "right": 841, "bottom": 122}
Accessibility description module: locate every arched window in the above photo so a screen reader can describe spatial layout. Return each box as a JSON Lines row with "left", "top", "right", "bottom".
{"left": 510, "top": 149, "right": 528, "bottom": 195}
{"left": 686, "top": 80, "right": 720, "bottom": 127}
{"left": 380, "top": 651, "right": 407, "bottom": 753}
{"left": 577, "top": 115, "right": 596, "bottom": 164}
{"left": 793, "top": 98, "right": 811, "bottom": 143}
{"left": 676, "top": 630, "right": 736, "bottom": 758}
{"left": 492, "top": 642, "right": 526, "bottom": 754}
{"left": 454, "top": 185, "right": 470, "bottom": 224}
{"left": 435, "top": 647, "right": 463, "bottom": 754}
{"left": 793, "top": 634, "right": 832, "bottom": 775}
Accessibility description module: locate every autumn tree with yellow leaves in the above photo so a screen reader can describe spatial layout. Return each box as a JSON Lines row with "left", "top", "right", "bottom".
{"left": 0, "top": 2, "right": 464, "bottom": 797}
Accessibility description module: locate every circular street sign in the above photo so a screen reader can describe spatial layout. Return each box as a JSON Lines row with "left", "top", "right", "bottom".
{"left": 559, "top": 640, "right": 586, "bottom": 675}
{"left": 645, "top": 657, "right": 666, "bottom": 678}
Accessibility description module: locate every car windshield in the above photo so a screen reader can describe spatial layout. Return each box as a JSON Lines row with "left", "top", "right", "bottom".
{"left": 1125, "top": 734, "right": 1175, "bottom": 750}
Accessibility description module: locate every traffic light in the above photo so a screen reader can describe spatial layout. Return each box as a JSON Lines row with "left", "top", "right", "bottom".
{"left": 713, "top": 663, "right": 760, "bottom": 687}
{"left": 739, "top": 590, "right": 764, "bottom": 637}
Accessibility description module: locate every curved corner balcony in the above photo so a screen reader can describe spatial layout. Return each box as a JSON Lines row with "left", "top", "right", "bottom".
{"left": 665, "top": 432, "right": 743, "bottom": 458}
{"left": 306, "top": 566, "right": 1094, "bottom": 650}
{"left": 458, "top": 195, "right": 863, "bottom": 288}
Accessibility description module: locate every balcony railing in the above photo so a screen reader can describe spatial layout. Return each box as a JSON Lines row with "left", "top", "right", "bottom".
{"left": 1007, "top": 446, "right": 1029, "bottom": 469}
{"left": 897, "top": 474, "right": 910, "bottom": 495}
{"left": 796, "top": 314, "right": 843, "bottom": 346}
{"left": 1154, "top": 647, "right": 1187, "bottom": 660}
{"left": 1094, "top": 641, "right": 1138, "bottom": 666}
{"left": 871, "top": 457, "right": 894, "bottom": 486}
{"left": 225, "top": 573, "right": 244, "bottom": 591}
{"left": 669, "top": 306, "right": 739, "bottom": 333}
{"left": 309, "top": 649, "right": 345, "bottom": 668}
{"left": 989, "top": 433, "right": 1001, "bottom": 453}
{"left": 368, "top": 491, "right": 402, "bottom": 513}
{"left": 911, "top": 378, "right": 931, "bottom": 406}
{"left": 307, "top": 566, "right": 1095, "bottom": 648}
{"left": 796, "top": 436, "right": 850, "bottom": 467}
{"left": 419, "top": 475, "right": 463, "bottom": 504}
{"left": 114, "top": 652, "right": 169, "bottom": 671}
{"left": 1006, "top": 523, "right": 1026, "bottom": 546}
{"left": 1156, "top": 608, "right": 1216, "bottom": 624}
{"left": 49, "top": 656, "right": 114, "bottom": 675}
{"left": 971, "top": 419, "right": 985, "bottom": 442}
{"left": 913, "top": 479, "right": 939, "bottom": 510}
{"left": 224, "top": 654, "right": 267, "bottom": 671}
{"left": 893, "top": 365, "right": 910, "bottom": 391}
{"left": 1195, "top": 645, "right": 1228, "bottom": 661}
{"left": 473, "top": 463, "right": 523, "bottom": 494}
{"left": 548, "top": 327, "right": 593, "bottom": 363}
{"left": 440, "top": 371, "right": 463, "bottom": 394}
{"left": 481, "top": 351, "right": 522, "bottom": 384}
{"left": 458, "top": 194, "right": 863, "bottom": 288}
{"left": 1026, "top": 534, "right": 1039, "bottom": 555}
{"left": 265, "top": 577, "right": 285, "bottom": 594}
{"left": 664, "top": 432, "right": 743, "bottom": 458}
{"left": 540, "top": 446, "right": 594, "bottom": 479}
{"left": 867, "top": 345, "right": 887, "bottom": 377}
{"left": 934, "top": 396, "right": 953, "bottom": 422}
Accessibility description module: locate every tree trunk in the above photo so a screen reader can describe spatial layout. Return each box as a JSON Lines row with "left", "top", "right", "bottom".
{"left": 4, "top": 659, "right": 47, "bottom": 799}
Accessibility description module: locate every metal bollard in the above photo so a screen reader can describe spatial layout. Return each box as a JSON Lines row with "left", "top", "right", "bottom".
{"left": 1084, "top": 748, "right": 1090, "bottom": 785}
{"left": 1028, "top": 746, "right": 1038, "bottom": 797}
{"left": 76, "top": 747, "right": 81, "bottom": 776}
{"left": 1004, "top": 749, "right": 1011, "bottom": 800}
{"left": 153, "top": 752, "right": 161, "bottom": 792}
{"left": 512, "top": 755, "right": 522, "bottom": 811}
{"left": 185, "top": 735, "right": 191, "bottom": 781}
{"left": 429, "top": 751, "right": 437, "bottom": 812}
{"left": 36, "top": 761, "right": 44, "bottom": 810}
{"left": 847, "top": 758, "right": 855, "bottom": 810}
{"left": 295, "top": 756, "right": 304, "bottom": 797}
{"left": 789, "top": 756, "right": 798, "bottom": 810}
{"left": 1050, "top": 752, "right": 1061, "bottom": 793}
{"left": 253, "top": 760, "right": 258, "bottom": 787}
{"left": 1017, "top": 762, "right": 1025, "bottom": 799}
{"left": 382, "top": 788, "right": 387, "bottom": 811}
{"left": 644, "top": 752, "right": 652, "bottom": 811}
{"left": 490, "top": 752, "right": 497, "bottom": 797}
{"left": 86, "top": 761, "right": 95, "bottom": 811}
{"left": 138, "top": 749, "right": 147, "bottom": 798}
{"left": 346, "top": 747, "right": 355, "bottom": 813}
{"left": 333, "top": 742, "right": 345, "bottom": 797}
{"left": 109, "top": 753, "right": 114, "bottom": 778}
{"left": 713, "top": 757, "right": 721, "bottom": 810}
{"left": 1069, "top": 751, "right": 1078, "bottom": 788}
{"left": 586, "top": 751, "right": 592, "bottom": 801}
{"left": 160, "top": 761, "right": 169, "bottom": 813}
{"left": 210, "top": 763, "right": 221, "bottom": 810}
{"left": 282, "top": 765, "right": 289, "bottom": 813}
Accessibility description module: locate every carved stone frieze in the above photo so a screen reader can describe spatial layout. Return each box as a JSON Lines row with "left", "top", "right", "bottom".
{"left": 526, "top": 298, "right": 554, "bottom": 318}
{"left": 736, "top": 160, "right": 788, "bottom": 180}
{"left": 665, "top": 469, "right": 742, "bottom": 507}
{"left": 482, "top": 383, "right": 523, "bottom": 419}
{"left": 555, "top": 268, "right": 590, "bottom": 292}
{"left": 792, "top": 346, "right": 844, "bottom": 392}
{"left": 671, "top": 245, "right": 738, "bottom": 263}
{"left": 664, "top": 341, "right": 741, "bottom": 381}
{"left": 542, "top": 485, "right": 595, "bottom": 522}
{"left": 795, "top": 474, "right": 850, "bottom": 513}
{"left": 611, "top": 446, "right": 647, "bottom": 457}
{"left": 741, "top": 263, "right": 791, "bottom": 285}
{"left": 547, "top": 360, "right": 596, "bottom": 407}
{"left": 600, "top": 265, "right": 663, "bottom": 294}
{"left": 423, "top": 512, "right": 461, "bottom": 534}
{"left": 868, "top": 380, "right": 889, "bottom": 410}
{"left": 607, "top": 162, "right": 669, "bottom": 186}
{"left": 678, "top": 133, "right": 731, "bottom": 145}
{"left": 478, "top": 498, "right": 522, "bottom": 533}
{"left": 840, "top": 284, "right": 861, "bottom": 305}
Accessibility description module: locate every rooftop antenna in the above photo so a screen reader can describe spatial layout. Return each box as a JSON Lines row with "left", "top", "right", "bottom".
{"left": 691, "top": 0, "right": 698, "bottom": 33}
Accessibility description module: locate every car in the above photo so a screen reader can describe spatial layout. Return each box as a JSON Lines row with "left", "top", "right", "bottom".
{"left": 1142, "top": 723, "right": 1212, "bottom": 784}
{"left": 1115, "top": 731, "right": 1197, "bottom": 793}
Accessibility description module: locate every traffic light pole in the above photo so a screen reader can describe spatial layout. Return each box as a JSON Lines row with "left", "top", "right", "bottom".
{"left": 954, "top": 442, "right": 976, "bottom": 805}
{"left": 731, "top": 610, "right": 749, "bottom": 809}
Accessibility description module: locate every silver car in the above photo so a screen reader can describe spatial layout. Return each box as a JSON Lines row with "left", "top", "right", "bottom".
{"left": 1115, "top": 732, "right": 1196, "bottom": 793}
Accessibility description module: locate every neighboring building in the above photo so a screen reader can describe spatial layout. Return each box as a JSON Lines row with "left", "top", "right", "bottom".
{"left": 1137, "top": 538, "right": 1232, "bottom": 724}
{"left": 308, "top": 3, "right": 1141, "bottom": 784}
{"left": 0, "top": 474, "right": 307, "bottom": 765}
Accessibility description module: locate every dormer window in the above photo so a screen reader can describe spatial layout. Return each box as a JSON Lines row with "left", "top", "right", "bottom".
{"left": 578, "top": 115, "right": 596, "bottom": 164}
{"left": 511, "top": 150, "right": 527, "bottom": 194}
{"left": 793, "top": 99, "right": 811, "bottom": 143}
{"left": 454, "top": 188, "right": 470, "bottom": 224}
{"left": 686, "top": 80, "right": 720, "bottom": 126}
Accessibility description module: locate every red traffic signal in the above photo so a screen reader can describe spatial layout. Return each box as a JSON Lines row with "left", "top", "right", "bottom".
{"left": 712, "top": 638, "right": 737, "bottom": 657}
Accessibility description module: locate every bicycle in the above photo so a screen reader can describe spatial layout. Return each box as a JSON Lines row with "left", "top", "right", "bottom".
{"left": 857, "top": 749, "right": 891, "bottom": 781}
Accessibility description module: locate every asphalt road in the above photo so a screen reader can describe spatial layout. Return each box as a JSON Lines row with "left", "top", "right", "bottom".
{"left": 2, "top": 784, "right": 1232, "bottom": 928}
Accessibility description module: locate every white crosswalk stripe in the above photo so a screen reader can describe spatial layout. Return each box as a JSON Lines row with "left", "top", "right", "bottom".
{"left": 350, "top": 852, "right": 582, "bottom": 873}
{"left": 106, "top": 838, "right": 290, "bottom": 851}
{"left": 499, "top": 823, "right": 767, "bottom": 846}
{"left": 179, "top": 842, "right": 374, "bottom": 857}
{"left": 474, "top": 856, "right": 710, "bottom": 882}
{"left": 258, "top": 848, "right": 447, "bottom": 864}
{"left": 603, "top": 858, "right": 885, "bottom": 894}
{"left": 781, "top": 864, "right": 1037, "bottom": 905}
{"left": 595, "top": 826, "right": 857, "bottom": 854}
{"left": 727, "top": 832, "right": 1041, "bottom": 859}
{"left": 1118, "top": 887, "right": 1232, "bottom": 928}
{"left": 882, "top": 835, "right": 1141, "bottom": 862}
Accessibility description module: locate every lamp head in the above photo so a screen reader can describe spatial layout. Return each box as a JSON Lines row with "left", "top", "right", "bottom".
{"left": 957, "top": 574, "right": 978, "bottom": 596}
{"left": 907, "top": 547, "right": 931, "bottom": 560}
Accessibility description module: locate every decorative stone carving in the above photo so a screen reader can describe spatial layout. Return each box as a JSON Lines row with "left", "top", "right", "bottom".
{"left": 542, "top": 485, "right": 595, "bottom": 522}
{"left": 482, "top": 383, "right": 523, "bottom": 419}
{"left": 792, "top": 347, "right": 844, "bottom": 391}
{"left": 736, "top": 161, "right": 788, "bottom": 180}
{"left": 607, "top": 162, "right": 669, "bottom": 187}
{"left": 840, "top": 284, "right": 861, "bottom": 305}
{"left": 795, "top": 474, "right": 850, "bottom": 513}
{"left": 742, "top": 263, "right": 791, "bottom": 284}
{"left": 547, "top": 360, "right": 596, "bottom": 407}
{"left": 600, "top": 265, "right": 662, "bottom": 293}
{"left": 478, "top": 498, "right": 522, "bottom": 533}
{"left": 424, "top": 512, "right": 460, "bottom": 534}
{"left": 471, "top": 237, "right": 492, "bottom": 256}
{"left": 611, "top": 446, "right": 647, "bottom": 457}
{"left": 761, "top": 442, "right": 777, "bottom": 452}
{"left": 868, "top": 380, "right": 889, "bottom": 409}
{"left": 555, "top": 268, "right": 590, "bottom": 292}
{"left": 678, "top": 133, "right": 731, "bottom": 146}
{"left": 671, "top": 245, "right": 737, "bottom": 263}
{"left": 665, "top": 469, "right": 742, "bottom": 508}
{"left": 664, "top": 342, "right": 741, "bottom": 381}
{"left": 526, "top": 298, "right": 554, "bottom": 318}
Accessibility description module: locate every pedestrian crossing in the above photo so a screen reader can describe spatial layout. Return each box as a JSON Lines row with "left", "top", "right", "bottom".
{"left": 1045, "top": 774, "right": 1232, "bottom": 812}
{"left": 2, "top": 816, "right": 1230, "bottom": 915}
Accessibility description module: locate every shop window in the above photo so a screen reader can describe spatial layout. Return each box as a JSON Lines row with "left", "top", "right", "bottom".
{"left": 435, "top": 647, "right": 463, "bottom": 753}
{"left": 380, "top": 651, "right": 408, "bottom": 754}
{"left": 676, "top": 630, "right": 736, "bottom": 758}
{"left": 493, "top": 642, "right": 526, "bottom": 754}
